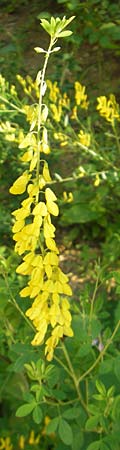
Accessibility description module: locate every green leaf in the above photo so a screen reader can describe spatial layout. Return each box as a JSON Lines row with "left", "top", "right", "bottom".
{"left": 16, "top": 402, "right": 35, "bottom": 417}
{"left": 40, "top": 19, "right": 51, "bottom": 35}
{"left": 100, "top": 443, "right": 109, "bottom": 450}
{"left": 46, "top": 417, "right": 59, "bottom": 434}
{"left": 34, "top": 47, "right": 46, "bottom": 53}
{"left": 57, "top": 30, "right": 73, "bottom": 37}
{"left": 63, "top": 407, "right": 81, "bottom": 420}
{"left": 114, "top": 356, "right": 120, "bottom": 380}
{"left": 85, "top": 415, "right": 100, "bottom": 431}
{"left": 87, "top": 441, "right": 100, "bottom": 450}
{"left": 58, "top": 419, "right": 73, "bottom": 446}
{"left": 96, "top": 380, "right": 106, "bottom": 396}
{"left": 32, "top": 405, "right": 43, "bottom": 424}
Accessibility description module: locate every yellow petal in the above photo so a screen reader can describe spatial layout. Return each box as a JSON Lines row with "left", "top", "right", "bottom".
{"left": 44, "top": 252, "right": 58, "bottom": 266}
{"left": 62, "top": 283, "right": 72, "bottom": 296}
{"left": 20, "top": 286, "right": 31, "bottom": 297}
{"left": 12, "top": 219, "right": 25, "bottom": 233}
{"left": 45, "top": 187, "right": 57, "bottom": 203}
{"left": 16, "top": 261, "right": 31, "bottom": 275}
{"left": 44, "top": 219, "right": 55, "bottom": 238}
{"left": 33, "top": 202, "right": 47, "bottom": 216}
{"left": 45, "top": 238, "right": 59, "bottom": 253}
{"left": 45, "top": 264, "right": 52, "bottom": 278}
{"left": 31, "top": 321, "right": 47, "bottom": 345}
{"left": 47, "top": 200, "right": 59, "bottom": 217}
{"left": 43, "top": 162, "right": 51, "bottom": 182}
{"left": 9, "top": 172, "right": 30, "bottom": 195}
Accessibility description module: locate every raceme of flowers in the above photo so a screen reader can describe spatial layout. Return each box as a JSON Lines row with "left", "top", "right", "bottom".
{"left": 9, "top": 80, "right": 73, "bottom": 361}
{"left": 97, "top": 94, "right": 120, "bottom": 124}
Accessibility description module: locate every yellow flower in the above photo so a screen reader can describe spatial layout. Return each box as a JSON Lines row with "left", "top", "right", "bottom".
{"left": 78, "top": 129, "right": 91, "bottom": 147}
{"left": 47, "top": 80, "right": 60, "bottom": 103}
{"left": 45, "top": 188, "right": 59, "bottom": 217}
{"left": 0, "top": 437, "right": 13, "bottom": 450}
{"left": 94, "top": 174, "right": 100, "bottom": 187}
{"left": 97, "top": 94, "right": 120, "bottom": 123}
{"left": 28, "top": 430, "right": 40, "bottom": 445}
{"left": 63, "top": 191, "right": 73, "bottom": 203}
{"left": 9, "top": 172, "right": 30, "bottom": 195}
{"left": 18, "top": 435, "right": 25, "bottom": 449}
{"left": 74, "top": 82, "right": 89, "bottom": 109}
{"left": 50, "top": 101, "right": 62, "bottom": 122}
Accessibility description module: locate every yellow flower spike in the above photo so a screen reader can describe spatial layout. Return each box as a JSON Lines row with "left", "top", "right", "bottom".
{"left": 10, "top": 24, "right": 74, "bottom": 360}
{"left": 9, "top": 172, "right": 30, "bottom": 195}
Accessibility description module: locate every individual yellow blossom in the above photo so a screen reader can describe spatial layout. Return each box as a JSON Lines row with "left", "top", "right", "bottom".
{"left": 54, "top": 132, "right": 68, "bottom": 146}
{"left": 60, "top": 92, "right": 70, "bottom": 108}
{"left": 50, "top": 100, "right": 62, "bottom": 122}
{"left": 45, "top": 188, "right": 59, "bottom": 217}
{"left": 71, "top": 105, "right": 78, "bottom": 120}
{"left": 0, "top": 437, "right": 13, "bottom": 450}
{"left": 9, "top": 172, "right": 30, "bottom": 195}
{"left": 63, "top": 191, "right": 73, "bottom": 202}
{"left": 94, "top": 174, "right": 100, "bottom": 187}
{"left": 18, "top": 435, "right": 25, "bottom": 449}
{"left": 78, "top": 129, "right": 91, "bottom": 147}
{"left": 42, "top": 415, "right": 55, "bottom": 438}
{"left": 60, "top": 140, "right": 68, "bottom": 147}
{"left": 41, "top": 127, "right": 50, "bottom": 154}
{"left": 28, "top": 430, "right": 40, "bottom": 445}
{"left": 97, "top": 94, "right": 120, "bottom": 123}
{"left": 45, "top": 321, "right": 73, "bottom": 361}
{"left": 47, "top": 80, "right": 60, "bottom": 103}
{"left": 75, "top": 81, "right": 89, "bottom": 109}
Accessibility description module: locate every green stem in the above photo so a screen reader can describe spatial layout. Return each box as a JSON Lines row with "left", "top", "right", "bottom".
{"left": 3, "top": 270, "right": 35, "bottom": 332}
{"left": 88, "top": 268, "right": 101, "bottom": 333}
{"left": 112, "top": 122, "right": 120, "bottom": 153}
{"left": 78, "top": 320, "right": 120, "bottom": 384}
{"left": 36, "top": 37, "right": 55, "bottom": 194}
{"left": 0, "top": 95, "right": 25, "bottom": 114}
{"left": 61, "top": 341, "right": 89, "bottom": 415}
